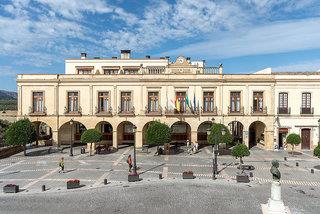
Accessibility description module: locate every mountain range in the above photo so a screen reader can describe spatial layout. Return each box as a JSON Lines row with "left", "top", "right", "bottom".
{"left": 0, "top": 90, "right": 17, "bottom": 100}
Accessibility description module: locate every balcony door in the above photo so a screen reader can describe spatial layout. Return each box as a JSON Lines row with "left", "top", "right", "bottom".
{"left": 230, "top": 92, "right": 241, "bottom": 112}
{"left": 121, "top": 92, "right": 132, "bottom": 112}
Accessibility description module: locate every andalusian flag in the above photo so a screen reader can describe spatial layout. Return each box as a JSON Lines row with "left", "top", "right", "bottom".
{"left": 176, "top": 98, "right": 180, "bottom": 112}
{"left": 186, "top": 94, "right": 191, "bottom": 109}
{"left": 193, "top": 93, "right": 196, "bottom": 112}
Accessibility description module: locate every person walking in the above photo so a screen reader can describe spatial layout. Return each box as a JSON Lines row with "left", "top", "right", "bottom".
{"left": 127, "top": 155, "right": 133, "bottom": 172}
{"left": 59, "top": 157, "right": 65, "bottom": 173}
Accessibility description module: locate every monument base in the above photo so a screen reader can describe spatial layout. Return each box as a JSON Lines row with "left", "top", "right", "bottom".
{"left": 261, "top": 203, "right": 291, "bottom": 214}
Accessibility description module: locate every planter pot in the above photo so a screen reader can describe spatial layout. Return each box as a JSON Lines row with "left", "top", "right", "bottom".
{"left": 67, "top": 181, "right": 80, "bottom": 189}
{"left": 3, "top": 184, "right": 19, "bottom": 193}
{"left": 182, "top": 172, "right": 195, "bottom": 179}
{"left": 236, "top": 174, "right": 250, "bottom": 183}
{"left": 128, "top": 174, "right": 140, "bottom": 182}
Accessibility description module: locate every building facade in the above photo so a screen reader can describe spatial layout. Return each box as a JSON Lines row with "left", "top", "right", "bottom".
{"left": 17, "top": 50, "right": 320, "bottom": 150}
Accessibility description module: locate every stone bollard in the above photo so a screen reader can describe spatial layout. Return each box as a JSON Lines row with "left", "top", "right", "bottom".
{"left": 311, "top": 169, "right": 314, "bottom": 174}
{"left": 42, "top": 185, "right": 46, "bottom": 192}
{"left": 296, "top": 162, "right": 299, "bottom": 167}
{"left": 104, "top": 179, "right": 108, "bottom": 185}
{"left": 249, "top": 172, "right": 253, "bottom": 177}
{"left": 284, "top": 157, "right": 287, "bottom": 161}
{"left": 159, "top": 173, "right": 163, "bottom": 179}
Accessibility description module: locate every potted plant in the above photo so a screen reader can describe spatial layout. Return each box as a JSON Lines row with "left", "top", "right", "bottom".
{"left": 3, "top": 184, "right": 19, "bottom": 193}
{"left": 182, "top": 171, "right": 195, "bottom": 179}
{"left": 231, "top": 143, "right": 250, "bottom": 183}
{"left": 128, "top": 172, "right": 140, "bottom": 182}
{"left": 67, "top": 179, "right": 80, "bottom": 189}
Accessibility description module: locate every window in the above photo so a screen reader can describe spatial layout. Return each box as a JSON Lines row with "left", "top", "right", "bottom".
{"left": 302, "top": 93, "right": 311, "bottom": 108}
{"left": 148, "top": 92, "right": 159, "bottom": 112}
{"left": 68, "top": 92, "right": 79, "bottom": 112}
{"left": 98, "top": 92, "right": 109, "bottom": 112}
{"left": 253, "top": 92, "right": 263, "bottom": 112}
{"left": 230, "top": 92, "right": 241, "bottom": 112}
{"left": 33, "top": 92, "right": 44, "bottom": 112}
{"left": 121, "top": 92, "right": 132, "bottom": 112}
{"left": 203, "top": 92, "right": 214, "bottom": 112}
{"left": 279, "top": 93, "right": 288, "bottom": 109}
{"left": 122, "top": 67, "right": 139, "bottom": 74}
{"left": 176, "top": 92, "right": 186, "bottom": 113}
{"left": 103, "top": 69, "right": 118, "bottom": 75}
{"left": 76, "top": 67, "right": 93, "bottom": 74}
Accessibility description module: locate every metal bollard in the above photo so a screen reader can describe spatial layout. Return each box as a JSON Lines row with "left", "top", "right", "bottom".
{"left": 249, "top": 172, "right": 253, "bottom": 177}
{"left": 104, "top": 179, "right": 108, "bottom": 185}
{"left": 311, "top": 169, "right": 314, "bottom": 174}
{"left": 296, "top": 162, "right": 299, "bottom": 167}
{"left": 284, "top": 157, "right": 287, "bottom": 161}
{"left": 42, "top": 185, "right": 46, "bottom": 191}
{"left": 159, "top": 173, "right": 163, "bottom": 179}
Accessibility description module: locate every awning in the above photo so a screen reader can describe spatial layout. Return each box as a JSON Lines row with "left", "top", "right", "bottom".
{"left": 122, "top": 66, "right": 140, "bottom": 70}
{"left": 75, "top": 66, "right": 94, "bottom": 70}
{"left": 102, "top": 66, "right": 120, "bottom": 70}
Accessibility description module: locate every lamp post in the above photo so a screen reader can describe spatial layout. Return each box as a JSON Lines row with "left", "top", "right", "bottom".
{"left": 318, "top": 119, "right": 320, "bottom": 145}
{"left": 69, "top": 119, "right": 74, "bottom": 157}
{"left": 207, "top": 126, "right": 226, "bottom": 180}
{"left": 132, "top": 125, "right": 137, "bottom": 174}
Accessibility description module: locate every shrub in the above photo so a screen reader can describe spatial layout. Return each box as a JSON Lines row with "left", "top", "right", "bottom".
{"left": 81, "top": 129, "right": 102, "bottom": 156}
{"left": 231, "top": 143, "right": 250, "bottom": 169}
{"left": 207, "top": 123, "right": 232, "bottom": 145}
{"left": 314, "top": 145, "right": 320, "bottom": 158}
{"left": 286, "top": 133, "right": 301, "bottom": 155}
{"left": 145, "top": 121, "right": 171, "bottom": 154}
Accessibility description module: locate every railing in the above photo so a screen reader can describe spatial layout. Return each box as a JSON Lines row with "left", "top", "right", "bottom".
{"left": 145, "top": 105, "right": 162, "bottom": 116}
{"left": 164, "top": 107, "right": 199, "bottom": 116}
{"left": 203, "top": 67, "right": 219, "bottom": 74}
{"left": 28, "top": 106, "right": 47, "bottom": 116}
{"left": 251, "top": 106, "right": 267, "bottom": 115}
{"left": 95, "top": 106, "right": 112, "bottom": 116}
{"left": 277, "top": 107, "right": 291, "bottom": 115}
{"left": 300, "top": 107, "right": 314, "bottom": 115}
{"left": 118, "top": 106, "right": 135, "bottom": 116}
{"left": 201, "top": 106, "right": 218, "bottom": 115}
{"left": 64, "top": 106, "right": 82, "bottom": 116}
{"left": 228, "top": 106, "right": 244, "bottom": 115}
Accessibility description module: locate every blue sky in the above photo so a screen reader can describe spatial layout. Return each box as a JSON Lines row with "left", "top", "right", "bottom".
{"left": 0, "top": 0, "right": 320, "bottom": 92}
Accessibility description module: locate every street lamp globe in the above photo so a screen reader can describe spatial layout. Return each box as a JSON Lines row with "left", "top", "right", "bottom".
{"left": 70, "top": 119, "right": 74, "bottom": 125}
{"left": 132, "top": 125, "right": 137, "bottom": 133}
{"left": 221, "top": 127, "right": 226, "bottom": 136}
{"left": 206, "top": 128, "right": 211, "bottom": 136}
{"left": 318, "top": 119, "right": 320, "bottom": 126}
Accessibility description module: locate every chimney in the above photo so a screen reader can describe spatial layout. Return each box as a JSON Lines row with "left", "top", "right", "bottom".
{"left": 145, "top": 55, "right": 150, "bottom": 59}
{"left": 94, "top": 57, "right": 100, "bottom": 59}
{"left": 80, "top": 52, "right": 87, "bottom": 59}
{"left": 112, "top": 56, "right": 117, "bottom": 59}
{"left": 219, "top": 64, "right": 223, "bottom": 74}
{"left": 186, "top": 57, "right": 191, "bottom": 63}
{"left": 120, "top": 50, "right": 131, "bottom": 59}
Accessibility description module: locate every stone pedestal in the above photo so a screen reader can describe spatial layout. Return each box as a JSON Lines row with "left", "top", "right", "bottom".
{"left": 261, "top": 181, "right": 291, "bottom": 214}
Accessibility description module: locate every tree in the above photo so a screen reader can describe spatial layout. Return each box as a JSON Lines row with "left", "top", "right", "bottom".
{"left": 207, "top": 123, "right": 232, "bottom": 146}
{"left": 4, "top": 119, "right": 36, "bottom": 156}
{"left": 81, "top": 129, "right": 102, "bottom": 156}
{"left": 231, "top": 143, "right": 250, "bottom": 170}
{"left": 145, "top": 121, "right": 171, "bottom": 154}
{"left": 314, "top": 145, "right": 320, "bottom": 158}
{"left": 0, "top": 119, "right": 11, "bottom": 146}
{"left": 286, "top": 133, "right": 301, "bottom": 156}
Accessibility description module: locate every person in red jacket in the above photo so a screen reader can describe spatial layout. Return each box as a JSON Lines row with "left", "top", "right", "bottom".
{"left": 127, "top": 155, "right": 132, "bottom": 172}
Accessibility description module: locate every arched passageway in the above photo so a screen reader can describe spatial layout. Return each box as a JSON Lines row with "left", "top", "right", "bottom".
{"left": 228, "top": 121, "right": 243, "bottom": 144}
{"left": 117, "top": 121, "right": 135, "bottom": 145}
{"left": 59, "top": 121, "right": 87, "bottom": 145}
{"left": 249, "top": 121, "right": 266, "bottom": 149}
{"left": 171, "top": 121, "right": 191, "bottom": 143}
{"left": 142, "top": 121, "right": 154, "bottom": 145}
{"left": 95, "top": 122, "right": 113, "bottom": 145}
{"left": 32, "top": 121, "right": 52, "bottom": 146}
{"left": 197, "top": 121, "right": 212, "bottom": 144}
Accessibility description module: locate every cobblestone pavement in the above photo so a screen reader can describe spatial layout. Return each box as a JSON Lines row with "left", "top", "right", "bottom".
{"left": 0, "top": 145, "right": 319, "bottom": 213}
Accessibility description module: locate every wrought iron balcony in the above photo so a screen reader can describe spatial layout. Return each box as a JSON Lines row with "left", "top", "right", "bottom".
{"left": 277, "top": 107, "right": 291, "bottom": 115}
{"left": 118, "top": 106, "right": 135, "bottom": 116}
{"left": 300, "top": 107, "right": 314, "bottom": 115}
{"left": 228, "top": 106, "right": 244, "bottom": 115}
{"left": 164, "top": 107, "right": 199, "bottom": 116}
{"left": 64, "top": 106, "right": 82, "bottom": 116}
{"left": 28, "top": 106, "right": 47, "bottom": 116}
{"left": 201, "top": 106, "right": 218, "bottom": 116}
{"left": 95, "top": 106, "right": 112, "bottom": 116}
{"left": 251, "top": 106, "right": 267, "bottom": 115}
{"left": 145, "top": 105, "right": 162, "bottom": 116}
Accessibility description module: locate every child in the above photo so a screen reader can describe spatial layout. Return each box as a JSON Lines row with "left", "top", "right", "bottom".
{"left": 59, "top": 157, "right": 65, "bottom": 173}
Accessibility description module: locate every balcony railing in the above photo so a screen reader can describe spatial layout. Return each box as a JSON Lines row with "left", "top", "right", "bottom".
{"left": 228, "top": 106, "right": 244, "bottom": 115}
{"left": 203, "top": 67, "right": 219, "bottom": 74}
{"left": 300, "top": 107, "right": 314, "bottom": 115}
{"left": 251, "top": 106, "right": 267, "bottom": 115}
{"left": 145, "top": 105, "right": 162, "bottom": 116}
{"left": 201, "top": 106, "right": 218, "bottom": 115}
{"left": 277, "top": 107, "right": 291, "bottom": 115}
{"left": 64, "top": 106, "right": 82, "bottom": 116}
{"left": 95, "top": 106, "right": 112, "bottom": 116}
{"left": 118, "top": 106, "right": 135, "bottom": 116}
{"left": 165, "top": 107, "right": 199, "bottom": 116}
{"left": 28, "top": 106, "right": 47, "bottom": 116}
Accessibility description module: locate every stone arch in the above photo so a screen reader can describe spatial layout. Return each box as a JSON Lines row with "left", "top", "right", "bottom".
{"left": 32, "top": 121, "right": 53, "bottom": 146}
{"left": 95, "top": 121, "right": 113, "bottom": 146}
{"left": 171, "top": 121, "right": 191, "bottom": 143}
{"left": 117, "top": 121, "right": 136, "bottom": 145}
{"left": 197, "top": 121, "right": 213, "bottom": 144}
{"left": 58, "top": 121, "right": 87, "bottom": 145}
{"left": 249, "top": 121, "right": 266, "bottom": 149}
{"left": 228, "top": 121, "right": 244, "bottom": 144}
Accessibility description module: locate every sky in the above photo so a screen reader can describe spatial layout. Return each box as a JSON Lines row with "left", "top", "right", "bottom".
{"left": 0, "top": 0, "right": 320, "bottom": 92}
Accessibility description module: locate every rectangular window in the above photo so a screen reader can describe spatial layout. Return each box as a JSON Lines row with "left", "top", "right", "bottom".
{"left": 98, "top": 92, "right": 109, "bottom": 112}
{"left": 77, "top": 67, "right": 93, "bottom": 74}
{"left": 203, "top": 92, "right": 214, "bottom": 112}
{"left": 302, "top": 92, "right": 311, "bottom": 108}
{"left": 121, "top": 92, "right": 132, "bottom": 112}
{"left": 148, "top": 92, "right": 159, "bottom": 112}
{"left": 253, "top": 92, "right": 263, "bottom": 112}
{"left": 230, "top": 92, "right": 241, "bottom": 112}
{"left": 32, "top": 92, "right": 44, "bottom": 112}
{"left": 279, "top": 93, "right": 288, "bottom": 108}
{"left": 176, "top": 92, "right": 186, "bottom": 113}
{"left": 68, "top": 92, "right": 79, "bottom": 112}
{"left": 103, "top": 69, "right": 118, "bottom": 75}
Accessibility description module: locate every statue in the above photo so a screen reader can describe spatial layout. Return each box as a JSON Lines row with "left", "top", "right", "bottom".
{"left": 270, "top": 160, "right": 281, "bottom": 181}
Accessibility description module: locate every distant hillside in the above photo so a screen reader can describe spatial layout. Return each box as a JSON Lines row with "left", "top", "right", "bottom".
{"left": 0, "top": 90, "right": 17, "bottom": 100}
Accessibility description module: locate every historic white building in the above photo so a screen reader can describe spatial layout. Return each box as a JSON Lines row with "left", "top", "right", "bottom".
{"left": 17, "top": 50, "right": 320, "bottom": 150}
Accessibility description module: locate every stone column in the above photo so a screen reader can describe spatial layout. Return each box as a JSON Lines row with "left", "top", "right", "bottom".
{"left": 135, "top": 130, "right": 143, "bottom": 148}
{"left": 265, "top": 130, "right": 274, "bottom": 150}
{"left": 191, "top": 130, "right": 197, "bottom": 143}
{"left": 113, "top": 130, "right": 118, "bottom": 149}
{"left": 243, "top": 130, "right": 249, "bottom": 148}
{"left": 52, "top": 130, "right": 59, "bottom": 147}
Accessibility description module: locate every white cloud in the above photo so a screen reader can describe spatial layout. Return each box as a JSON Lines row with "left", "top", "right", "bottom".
{"left": 273, "top": 59, "right": 320, "bottom": 72}
{"left": 162, "top": 18, "right": 320, "bottom": 59}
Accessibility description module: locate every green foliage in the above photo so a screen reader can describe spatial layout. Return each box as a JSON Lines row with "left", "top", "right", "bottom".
{"left": 81, "top": 129, "right": 102, "bottom": 144}
{"left": 4, "top": 119, "right": 36, "bottom": 146}
{"left": 146, "top": 121, "right": 171, "bottom": 145}
{"left": 231, "top": 143, "right": 250, "bottom": 158}
{"left": 0, "top": 119, "right": 11, "bottom": 144}
{"left": 314, "top": 145, "right": 320, "bottom": 158}
{"left": 208, "top": 123, "right": 232, "bottom": 145}
{"left": 0, "top": 100, "right": 17, "bottom": 111}
{"left": 286, "top": 133, "right": 301, "bottom": 146}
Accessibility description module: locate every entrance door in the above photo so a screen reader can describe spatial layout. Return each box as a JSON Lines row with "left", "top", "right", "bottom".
{"left": 301, "top": 129, "right": 311, "bottom": 150}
